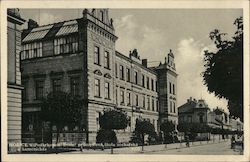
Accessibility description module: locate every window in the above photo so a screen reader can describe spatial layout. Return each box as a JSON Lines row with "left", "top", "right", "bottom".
{"left": 199, "top": 113, "right": 204, "bottom": 123}
{"left": 115, "top": 88, "right": 118, "bottom": 104}
{"left": 134, "top": 71, "right": 138, "bottom": 84}
{"left": 120, "top": 65, "right": 124, "bottom": 80}
{"left": 96, "top": 112, "right": 101, "bottom": 130}
{"left": 126, "top": 68, "right": 130, "bottom": 82}
{"left": 170, "top": 101, "right": 172, "bottom": 113}
{"left": 94, "top": 46, "right": 100, "bottom": 65}
{"left": 115, "top": 63, "right": 118, "bottom": 78}
{"left": 156, "top": 99, "right": 159, "bottom": 112}
{"left": 100, "top": 10, "right": 104, "bottom": 21}
{"left": 180, "top": 116, "right": 184, "bottom": 123}
{"left": 21, "top": 42, "right": 43, "bottom": 60}
{"left": 169, "top": 82, "right": 172, "bottom": 94}
{"left": 128, "top": 116, "right": 131, "bottom": 127}
{"left": 70, "top": 77, "right": 80, "bottom": 96}
{"left": 188, "top": 116, "right": 192, "bottom": 123}
{"left": 173, "top": 102, "right": 176, "bottom": 113}
{"left": 54, "top": 36, "right": 78, "bottom": 55}
{"left": 142, "top": 96, "right": 145, "bottom": 108}
{"left": 147, "top": 77, "right": 150, "bottom": 89}
{"left": 127, "top": 92, "right": 131, "bottom": 106}
{"left": 173, "top": 84, "right": 175, "bottom": 95}
{"left": 152, "top": 98, "right": 155, "bottom": 111}
{"left": 42, "top": 40, "right": 54, "bottom": 57}
{"left": 33, "top": 48, "right": 38, "bottom": 57}
{"left": 35, "top": 80, "right": 44, "bottom": 100}
{"left": 94, "top": 79, "right": 100, "bottom": 97}
{"left": 120, "top": 89, "right": 125, "bottom": 105}
{"left": 52, "top": 78, "right": 61, "bottom": 92}
{"left": 147, "top": 97, "right": 150, "bottom": 110}
{"left": 135, "top": 94, "right": 139, "bottom": 106}
{"left": 142, "top": 75, "right": 145, "bottom": 87}
{"left": 151, "top": 79, "right": 154, "bottom": 91}
{"left": 104, "top": 51, "right": 110, "bottom": 68}
{"left": 22, "top": 81, "right": 28, "bottom": 101}
{"left": 156, "top": 81, "right": 158, "bottom": 92}
{"left": 104, "top": 82, "right": 110, "bottom": 99}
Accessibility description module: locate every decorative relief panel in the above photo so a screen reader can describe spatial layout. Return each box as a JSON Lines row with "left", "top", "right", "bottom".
{"left": 104, "top": 73, "right": 112, "bottom": 79}
{"left": 91, "top": 33, "right": 113, "bottom": 49}
{"left": 94, "top": 69, "right": 102, "bottom": 76}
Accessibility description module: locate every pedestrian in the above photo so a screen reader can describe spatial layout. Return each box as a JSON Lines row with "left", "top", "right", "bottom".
{"left": 185, "top": 134, "right": 190, "bottom": 147}
{"left": 231, "top": 135, "right": 235, "bottom": 149}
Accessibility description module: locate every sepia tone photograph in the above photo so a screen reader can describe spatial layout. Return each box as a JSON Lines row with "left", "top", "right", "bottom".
{"left": 1, "top": 0, "right": 249, "bottom": 162}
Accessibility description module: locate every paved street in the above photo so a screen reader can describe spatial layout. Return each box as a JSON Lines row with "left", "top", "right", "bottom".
{"left": 61, "top": 139, "right": 242, "bottom": 155}
{"left": 150, "top": 140, "right": 242, "bottom": 155}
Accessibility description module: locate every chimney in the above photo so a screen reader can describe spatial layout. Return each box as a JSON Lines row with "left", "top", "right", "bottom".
{"left": 142, "top": 59, "right": 147, "bottom": 67}
{"left": 28, "top": 19, "right": 39, "bottom": 30}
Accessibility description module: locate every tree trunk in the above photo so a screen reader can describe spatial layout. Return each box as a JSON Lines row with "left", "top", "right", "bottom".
{"left": 56, "top": 129, "right": 59, "bottom": 145}
{"left": 141, "top": 133, "right": 145, "bottom": 151}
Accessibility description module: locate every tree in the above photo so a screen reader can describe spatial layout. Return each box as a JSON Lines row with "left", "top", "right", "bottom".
{"left": 96, "top": 109, "right": 129, "bottom": 144}
{"left": 177, "top": 123, "right": 191, "bottom": 133}
{"left": 40, "top": 91, "right": 83, "bottom": 144}
{"left": 99, "top": 109, "right": 129, "bottom": 130}
{"left": 160, "top": 121, "right": 175, "bottom": 143}
{"left": 96, "top": 129, "right": 117, "bottom": 144}
{"left": 202, "top": 17, "right": 243, "bottom": 121}
{"left": 132, "top": 119, "right": 156, "bottom": 148}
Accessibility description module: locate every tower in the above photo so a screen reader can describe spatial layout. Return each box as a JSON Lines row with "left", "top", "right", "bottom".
{"left": 79, "top": 9, "right": 118, "bottom": 143}
{"left": 155, "top": 50, "right": 178, "bottom": 126}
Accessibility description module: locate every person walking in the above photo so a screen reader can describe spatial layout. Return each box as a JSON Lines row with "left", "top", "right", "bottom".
{"left": 185, "top": 134, "right": 190, "bottom": 147}
{"left": 231, "top": 135, "right": 235, "bottom": 149}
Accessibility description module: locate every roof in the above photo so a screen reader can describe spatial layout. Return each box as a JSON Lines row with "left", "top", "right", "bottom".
{"left": 56, "top": 20, "right": 78, "bottom": 36}
{"left": 115, "top": 51, "right": 157, "bottom": 75}
{"left": 178, "top": 101, "right": 196, "bottom": 113}
{"left": 22, "top": 19, "right": 78, "bottom": 43}
{"left": 22, "top": 25, "right": 53, "bottom": 42}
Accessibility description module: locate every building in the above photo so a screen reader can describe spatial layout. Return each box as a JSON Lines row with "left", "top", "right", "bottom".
{"left": 151, "top": 50, "right": 178, "bottom": 126}
{"left": 7, "top": 9, "right": 25, "bottom": 152}
{"left": 229, "top": 118, "right": 243, "bottom": 132}
{"left": 178, "top": 97, "right": 231, "bottom": 130}
{"left": 178, "top": 97, "right": 210, "bottom": 125}
{"left": 207, "top": 107, "right": 230, "bottom": 130}
{"left": 20, "top": 9, "right": 177, "bottom": 144}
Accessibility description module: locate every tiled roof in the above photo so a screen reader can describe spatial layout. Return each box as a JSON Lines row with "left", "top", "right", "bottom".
{"left": 22, "top": 20, "right": 78, "bottom": 43}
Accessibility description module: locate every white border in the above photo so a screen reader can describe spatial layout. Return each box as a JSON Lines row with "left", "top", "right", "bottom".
{"left": 1, "top": 0, "right": 249, "bottom": 162}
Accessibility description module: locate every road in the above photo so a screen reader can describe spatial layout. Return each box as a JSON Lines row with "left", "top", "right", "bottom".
{"left": 62, "top": 139, "right": 242, "bottom": 155}
{"left": 150, "top": 140, "right": 242, "bottom": 155}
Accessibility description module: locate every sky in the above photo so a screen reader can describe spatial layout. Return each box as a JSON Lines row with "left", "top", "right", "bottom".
{"left": 19, "top": 9, "right": 243, "bottom": 112}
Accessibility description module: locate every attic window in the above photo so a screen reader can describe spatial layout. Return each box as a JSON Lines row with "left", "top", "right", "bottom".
{"left": 199, "top": 104, "right": 202, "bottom": 107}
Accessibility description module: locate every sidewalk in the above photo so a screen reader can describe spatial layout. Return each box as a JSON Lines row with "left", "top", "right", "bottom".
{"left": 62, "top": 138, "right": 232, "bottom": 154}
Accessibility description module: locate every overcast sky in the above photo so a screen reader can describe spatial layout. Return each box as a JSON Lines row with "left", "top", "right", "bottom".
{"left": 19, "top": 9, "right": 243, "bottom": 111}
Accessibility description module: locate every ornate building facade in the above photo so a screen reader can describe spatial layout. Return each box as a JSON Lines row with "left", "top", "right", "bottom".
{"left": 20, "top": 9, "right": 177, "bottom": 143}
